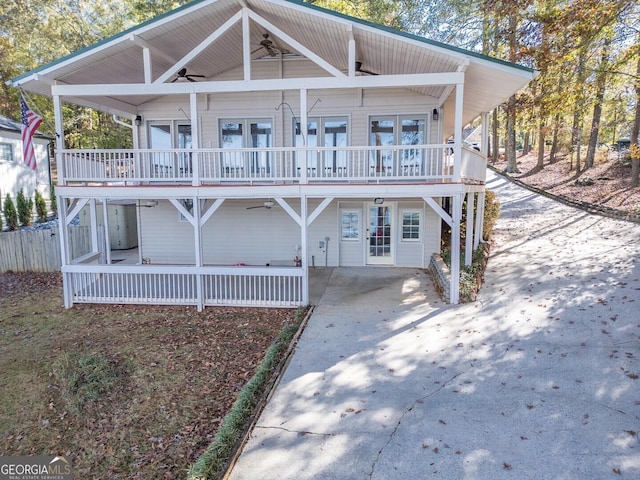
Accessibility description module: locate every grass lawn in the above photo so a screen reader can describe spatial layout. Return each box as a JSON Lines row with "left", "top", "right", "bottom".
{"left": 0, "top": 272, "right": 298, "bottom": 479}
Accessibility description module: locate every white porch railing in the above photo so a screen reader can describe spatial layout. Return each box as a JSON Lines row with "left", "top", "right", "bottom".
{"left": 460, "top": 146, "right": 487, "bottom": 183}
{"left": 56, "top": 144, "right": 484, "bottom": 185}
{"left": 63, "top": 265, "right": 304, "bottom": 308}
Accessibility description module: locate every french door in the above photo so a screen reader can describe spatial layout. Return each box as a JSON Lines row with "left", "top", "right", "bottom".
{"left": 219, "top": 119, "right": 272, "bottom": 176}
{"left": 148, "top": 121, "right": 192, "bottom": 176}
{"left": 295, "top": 117, "right": 348, "bottom": 176}
{"left": 366, "top": 203, "right": 394, "bottom": 265}
{"left": 369, "top": 116, "right": 427, "bottom": 175}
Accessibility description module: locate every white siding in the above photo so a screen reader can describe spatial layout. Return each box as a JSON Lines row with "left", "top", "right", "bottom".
{"left": 201, "top": 199, "right": 300, "bottom": 265}
{"left": 139, "top": 201, "right": 195, "bottom": 264}
{"left": 0, "top": 130, "right": 50, "bottom": 202}
{"left": 139, "top": 197, "right": 442, "bottom": 268}
{"left": 307, "top": 199, "right": 339, "bottom": 267}
{"left": 136, "top": 58, "right": 442, "bottom": 149}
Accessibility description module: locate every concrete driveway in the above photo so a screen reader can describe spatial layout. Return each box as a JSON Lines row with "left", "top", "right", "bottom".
{"left": 228, "top": 170, "right": 640, "bottom": 479}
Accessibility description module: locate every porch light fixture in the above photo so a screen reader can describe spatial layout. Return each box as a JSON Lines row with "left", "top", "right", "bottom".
{"left": 134, "top": 115, "right": 142, "bottom": 126}
{"left": 374, "top": 197, "right": 384, "bottom": 205}
{"left": 142, "top": 200, "right": 158, "bottom": 208}
{"left": 432, "top": 108, "right": 439, "bottom": 121}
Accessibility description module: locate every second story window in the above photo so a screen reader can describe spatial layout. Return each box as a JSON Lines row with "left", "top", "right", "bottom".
{"left": 370, "top": 115, "right": 427, "bottom": 174}
{"left": 294, "top": 116, "right": 348, "bottom": 176}
{"left": 220, "top": 119, "right": 272, "bottom": 175}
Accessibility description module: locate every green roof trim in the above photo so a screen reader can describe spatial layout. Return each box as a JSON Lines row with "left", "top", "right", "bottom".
{"left": 11, "top": 0, "right": 534, "bottom": 85}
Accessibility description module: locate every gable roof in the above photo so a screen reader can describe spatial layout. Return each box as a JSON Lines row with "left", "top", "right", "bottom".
{"left": 9, "top": 0, "right": 535, "bottom": 127}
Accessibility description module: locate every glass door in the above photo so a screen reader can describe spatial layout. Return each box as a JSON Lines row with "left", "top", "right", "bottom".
{"left": 366, "top": 203, "right": 394, "bottom": 265}
{"left": 148, "top": 121, "right": 192, "bottom": 178}
{"left": 220, "top": 119, "right": 272, "bottom": 178}
{"left": 322, "top": 118, "right": 348, "bottom": 176}
{"left": 369, "top": 118, "right": 394, "bottom": 175}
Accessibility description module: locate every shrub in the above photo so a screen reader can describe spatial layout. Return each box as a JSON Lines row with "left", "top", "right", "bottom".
{"left": 482, "top": 190, "right": 500, "bottom": 241}
{"left": 16, "top": 188, "right": 33, "bottom": 226}
{"left": 3, "top": 193, "right": 18, "bottom": 231}
{"left": 35, "top": 190, "right": 47, "bottom": 222}
{"left": 50, "top": 183, "right": 57, "bottom": 217}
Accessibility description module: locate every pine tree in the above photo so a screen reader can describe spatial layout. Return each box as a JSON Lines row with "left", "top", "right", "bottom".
{"left": 16, "top": 188, "right": 33, "bottom": 226}
{"left": 3, "top": 193, "right": 18, "bottom": 231}
{"left": 35, "top": 190, "right": 48, "bottom": 222}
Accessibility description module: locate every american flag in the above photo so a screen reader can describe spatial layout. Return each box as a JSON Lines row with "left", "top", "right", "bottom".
{"left": 20, "top": 94, "right": 43, "bottom": 170}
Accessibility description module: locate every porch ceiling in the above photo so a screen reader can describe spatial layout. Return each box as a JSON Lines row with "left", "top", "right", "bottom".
{"left": 10, "top": 0, "right": 535, "bottom": 131}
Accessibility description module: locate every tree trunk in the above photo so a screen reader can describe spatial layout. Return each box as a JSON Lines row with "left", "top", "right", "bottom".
{"left": 537, "top": 119, "right": 545, "bottom": 169}
{"left": 632, "top": 54, "right": 640, "bottom": 187}
{"left": 503, "top": 13, "right": 519, "bottom": 174}
{"left": 504, "top": 95, "right": 519, "bottom": 173}
{"left": 492, "top": 109, "right": 499, "bottom": 164}
{"left": 584, "top": 37, "right": 611, "bottom": 170}
{"left": 523, "top": 131, "right": 531, "bottom": 155}
{"left": 570, "top": 50, "right": 587, "bottom": 172}
{"left": 550, "top": 112, "right": 560, "bottom": 163}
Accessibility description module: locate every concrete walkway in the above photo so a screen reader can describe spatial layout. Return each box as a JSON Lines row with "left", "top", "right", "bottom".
{"left": 228, "top": 170, "right": 640, "bottom": 479}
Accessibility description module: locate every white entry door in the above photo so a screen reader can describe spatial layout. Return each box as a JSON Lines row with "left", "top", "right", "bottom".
{"left": 366, "top": 203, "right": 394, "bottom": 265}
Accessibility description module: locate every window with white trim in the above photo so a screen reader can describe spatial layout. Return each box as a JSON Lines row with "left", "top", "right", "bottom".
{"left": 0, "top": 143, "right": 14, "bottom": 163}
{"left": 341, "top": 210, "right": 360, "bottom": 241}
{"left": 219, "top": 118, "right": 272, "bottom": 175}
{"left": 401, "top": 210, "right": 421, "bottom": 241}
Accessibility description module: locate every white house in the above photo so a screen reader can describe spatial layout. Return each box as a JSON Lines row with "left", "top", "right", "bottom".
{"left": 8, "top": 0, "right": 535, "bottom": 309}
{"left": 0, "top": 115, "right": 52, "bottom": 213}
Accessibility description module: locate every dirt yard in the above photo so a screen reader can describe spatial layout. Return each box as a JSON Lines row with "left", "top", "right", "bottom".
{"left": 0, "top": 272, "right": 297, "bottom": 479}
{"left": 490, "top": 151, "right": 640, "bottom": 215}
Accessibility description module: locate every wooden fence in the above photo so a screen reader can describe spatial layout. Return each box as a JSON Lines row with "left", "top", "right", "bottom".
{"left": 0, "top": 226, "right": 99, "bottom": 273}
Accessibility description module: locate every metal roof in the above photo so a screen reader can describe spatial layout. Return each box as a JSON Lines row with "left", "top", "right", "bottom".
{"left": 9, "top": 0, "right": 536, "bottom": 129}
{"left": 0, "top": 115, "right": 53, "bottom": 139}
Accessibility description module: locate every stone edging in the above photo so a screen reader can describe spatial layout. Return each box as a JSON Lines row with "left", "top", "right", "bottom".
{"left": 488, "top": 165, "right": 640, "bottom": 224}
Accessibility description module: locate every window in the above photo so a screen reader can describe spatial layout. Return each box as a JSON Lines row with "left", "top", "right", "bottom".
{"left": 295, "top": 117, "right": 348, "bottom": 176}
{"left": 148, "top": 121, "right": 192, "bottom": 176}
{"left": 369, "top": 115, "right": 427, "bottom": 173}
{"left": 220, "top": 119, "right": 272, "bottom": 175}
{"left": 401, "top": 210, "right": 421, "bottom": 241}
{"left": 0, "top": 143, "right": 14, "bottom": 162}
{"left": 341, "top": 210, "right": 360, "bottom": 241}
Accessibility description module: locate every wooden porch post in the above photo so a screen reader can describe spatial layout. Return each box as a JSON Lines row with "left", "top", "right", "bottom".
{"left": 53, "top": 94, "right": 72, "bottom": 308}
{"left": 481, "top": 112, "right": 490, "bottom": 156}
{"left": 450, "top": 194, "right": 462, "bottom": 304}
{"left": 300, "top": 88, "right": 308, "bottom": 183}
{"left": 301, "top": 194, "right": 309, "bottom": 305}
{"left": 474, "top": 191, "right": 485, "bottom": 250}
{"left": 452, "top": 81, "right": 464, "bottom": 183}
{"left": 465, "top": 192, "right": 474, "bottom": 266}
{"left": 193, "top": 196, "right": 204, "bottom": 311}
{"left": 190, "top": 93, "right": 200, "bottom": 186}
{"left": 102, "top": 200, "right": 111, "bottom": 264}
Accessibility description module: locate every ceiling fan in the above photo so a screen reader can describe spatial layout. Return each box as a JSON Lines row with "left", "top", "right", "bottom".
{"left": 355, "top": 61, "right": 378, "bottom": 76}
{"left": 251, "top": 33, "right": 286, "bottom": 57}
{"left": 247, "top": 200, "right": 276, "bottom": 210}
{"left": 171, "top": 67, "right": 205, "bottom": 82}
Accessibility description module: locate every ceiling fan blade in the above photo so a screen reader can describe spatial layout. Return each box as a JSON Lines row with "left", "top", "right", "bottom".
{"left": 188, "top": 74, "right": 206, "bottom": 78}
{"left": 246, "top": 205, "right": 266, "bottom": 209}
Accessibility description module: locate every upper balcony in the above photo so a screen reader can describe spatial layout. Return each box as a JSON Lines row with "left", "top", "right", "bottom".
{"left": 58, "top": 144, "right": 486, "bottom": 187}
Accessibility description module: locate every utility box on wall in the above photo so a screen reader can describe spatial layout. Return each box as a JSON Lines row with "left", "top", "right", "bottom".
{"left": 80, "top": 201, "right": 138, "bottom": 250}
